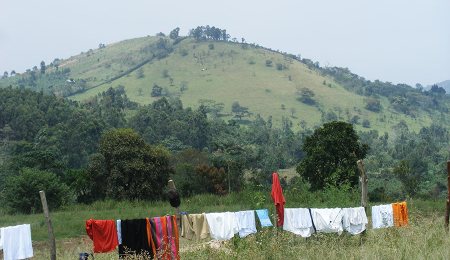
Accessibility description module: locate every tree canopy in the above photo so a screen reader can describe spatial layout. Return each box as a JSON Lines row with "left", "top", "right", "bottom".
{"left": 91, "top": 128, "right": 173, "bottom": 200}
{"left": 296, "top": 121, "right": 368, "bottom": 190}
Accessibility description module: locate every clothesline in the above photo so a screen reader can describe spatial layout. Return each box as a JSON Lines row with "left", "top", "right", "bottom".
{"left": 85, "top": 201, "right": 408, "bottom": 259}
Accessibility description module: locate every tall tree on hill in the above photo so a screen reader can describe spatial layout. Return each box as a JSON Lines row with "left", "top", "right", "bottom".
{"left": 40, "top": 61, "right": 46, "bottom": 74}
{"left": 169, "top": 27, "right": 180, "bottom": 40}
{"left": 231, "top": 101, "right": 251, "bottom": 121}
{"left": 93, "top": 128, "right": 173, "bottom": 200}
{"left": 296, "top": 121, "right": 369, "bottom": 190}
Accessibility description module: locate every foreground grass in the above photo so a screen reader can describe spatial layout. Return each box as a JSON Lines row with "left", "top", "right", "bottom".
{"left": 0, "top": 191, "right": 448, "bottom": 259}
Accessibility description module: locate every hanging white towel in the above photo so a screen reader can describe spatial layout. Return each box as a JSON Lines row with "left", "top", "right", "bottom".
{"left": 283, "top": 208, "right": 314, "bottom": 237}
{"left": 234, "top": 210, "right": 257, "bottom": 238}
{"left": 205, "top": 212, "right": 239, "bottom": 240}
{"left": 116, "top": 219, "right": 122, "bottom": 244}
{"left": 372, "top": 204, "right": 394, "bottom": 229}
{"left": 0, "top": 227, "right": 3, "bottom": 251}
{"left": 0, "top": 224, "right": 34, "bottom": 260}
{"left": 311, "top": 208, "right": 344, "bottom": 234}
{"left": 342, "top": 207, "right": 368, "bottom": 235}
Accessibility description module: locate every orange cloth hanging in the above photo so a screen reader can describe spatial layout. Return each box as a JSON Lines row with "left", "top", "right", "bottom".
{"left": 392, "top": 201, "right": 408, "bottom": 227}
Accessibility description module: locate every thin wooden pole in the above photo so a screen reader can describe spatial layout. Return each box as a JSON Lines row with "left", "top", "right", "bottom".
{"left": 357, "top": 159, "right": 368, "bottom": 243}
{"left": 39, "top": 190, "right": 56, "bottom": 260}
{"left": 445, "top": 161, "right": 450, "bottom": 232}
{"left": 357, "top": 160, "right": 368, "bottom": 208}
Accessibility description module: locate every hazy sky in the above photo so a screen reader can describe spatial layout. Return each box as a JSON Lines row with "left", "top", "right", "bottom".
{"left": 1, "top": 0, "right": 449, "bottom": 86}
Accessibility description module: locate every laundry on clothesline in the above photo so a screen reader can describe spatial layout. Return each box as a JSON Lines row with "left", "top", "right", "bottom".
{"left": 0, "top": 224, "right": 34, "bottom": 260}
{"left": 86, "top": 201, "right": 409, "bottom": 257}
{"left": 86, "top": 219, "right": 118, "bottom": 253}
{"left": 86, "top": 215, "right": 180, "bottom": 259}
{"left": 205, "top": 212, "right": 239, "bottom": 241}
{"left": 310, "top": 208, "right": 345, "bottom": 234}
{"left": 372, "top": 201, "right": 408, "bottom": 229}
{"left": 392, "top": 201, "right": 408, "bottom": 227}
{"left": 235, "top": 210, "right": 257, "bottom": 238}
{"left": 271, "top": 172, "right": 285, "bottom": 227}
{"left": 180, "top": 213, "right": 210, "bottom": 241}
{"left": 283, "top": 208, "right": 314, "bottom": 238}
{"left": 255, "top": 209, "right": 273, "bottom": 227}
{"left": 371, "top": 204, "right": 394, "bottom": 229}
{"left": 283, "top": 207, "right": 369, "bottom": 236}
{"left": 342, "top": 207, "right": 368, "bottom": 235}
{"left": 181, "top": 210, "right": 264, "bottom": 241}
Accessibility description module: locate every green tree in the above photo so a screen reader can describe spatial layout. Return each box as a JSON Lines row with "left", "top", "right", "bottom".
{"left": 393, "top": 157, "right": 426, "bottom": 197}
{"left": 365, "top": 98, "right": 382, "bottom": 112}
{"left": 169, "top": 27, "right": 180, "bottom": 39}
{"left": 297, "top": 87, "right": 316, "bottom": 105}
{"left": 40, "top": 61, "right": 46, "bottom": 74}
{"left": 136, "top": 68, "right": 144, "bottom": 79}
{"left": 151, "top": 84, "right": 163, "bottom": 97}
{"left": 3, "top": 168, "right": 70, "bottom": 213}
{"left": 231, "top": 101, "right": 251, "bottom": 121}
{"left": 296, "top": 121, "right": 368, "bottom": 190}
{"left": 97, "top": 128, "right": 173, "bottom": 200}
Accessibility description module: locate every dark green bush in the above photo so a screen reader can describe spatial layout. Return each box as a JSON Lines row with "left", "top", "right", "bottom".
{"left": 4, "top": 168, "right": 71, "bottom": 214}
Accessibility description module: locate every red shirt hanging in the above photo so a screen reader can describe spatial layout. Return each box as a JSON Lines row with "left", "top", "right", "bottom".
{"left": 271, "top": 172, "right": 286, "bottom": 227}
{"left": 86, "top": 219, "right": 119, "bottom": 253}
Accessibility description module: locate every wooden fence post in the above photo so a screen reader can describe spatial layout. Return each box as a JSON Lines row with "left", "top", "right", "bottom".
{"left": 357, "top": 160, "right": 368, "bottom": 209}
{"left": 445, "top": 161, "right": 450, "bottom": 232}
{"left": 39, "top": 190, "right": 56, "bottom": 260}
{"left": 357, "top": 160, "right": 368, "bottom": 243}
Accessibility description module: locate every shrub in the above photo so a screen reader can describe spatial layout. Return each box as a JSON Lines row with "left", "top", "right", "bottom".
{"left": 179, "top": 49, "right": 189, "bottom": 57}
{"left": 276, "top": 63, "right": 285, "bottom": 71}
{"left": 297, "top": 87, "right": 316, "bottom": 105}
{"left": 365, "top": 98, "right": 382, "bottom": 112}
{"left": 265, "top": 60, "right": 273, "bottom": 67}
{"left": 362, "top": 119, "right": 371, "bottom": 128}
{"left": 3, "top": 168, "right": 71, "bottom": 213}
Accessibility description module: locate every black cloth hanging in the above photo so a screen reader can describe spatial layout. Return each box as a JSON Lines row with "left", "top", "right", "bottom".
{"left": 119, "top": 219, "right": 152, "bottom": 258}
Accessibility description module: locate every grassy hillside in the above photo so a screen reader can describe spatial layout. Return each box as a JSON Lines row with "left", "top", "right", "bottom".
{"left": 0, "top": 36, "right": 443, "bottom": 132}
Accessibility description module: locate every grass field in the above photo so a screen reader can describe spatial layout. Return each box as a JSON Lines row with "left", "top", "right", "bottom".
{"left": 0, "top": 191, "right": 447, "bottom": 259}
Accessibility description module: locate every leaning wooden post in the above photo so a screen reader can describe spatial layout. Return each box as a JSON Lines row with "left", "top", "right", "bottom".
{"left": 39, "top": 190, "right": 56, "bottom": 260}
{"left": 357, "top": 160, "right": 368, "bottom": 209}
{"left": 445, "top": 161, "right": 450, "bottom": 232}
{"left": 357, "top": 160, "right": 368, "bottom": 243}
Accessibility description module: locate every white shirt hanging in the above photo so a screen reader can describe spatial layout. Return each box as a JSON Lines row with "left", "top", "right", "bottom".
{"left": 342, "top": 207, "right": 368, "bottom": 235}
{"left": 372, "top": 204, "right": 394, "bottom": 229}
{"left": 205, "top": 212, "right": 239, "bottom": 240}
{"left": 311, "top": 208, "right": 344, "bottom": 234}
{"left": 234, "top": 210, "right": 257, "bottom": 238}
{"left": 283, "top": 208, "right": 314, "bottom": 237}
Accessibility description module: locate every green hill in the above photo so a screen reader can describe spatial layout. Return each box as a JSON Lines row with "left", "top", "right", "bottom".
{"left": 1, "top": 35, "right": 447, "bottom": 132}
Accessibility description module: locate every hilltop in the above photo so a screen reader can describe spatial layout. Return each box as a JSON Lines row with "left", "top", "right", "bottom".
{"left": 434, "top": 80, "right": 450, "bottom": 93}
{"left": 1, "top": 30, "right": 449, "bottom": 132}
